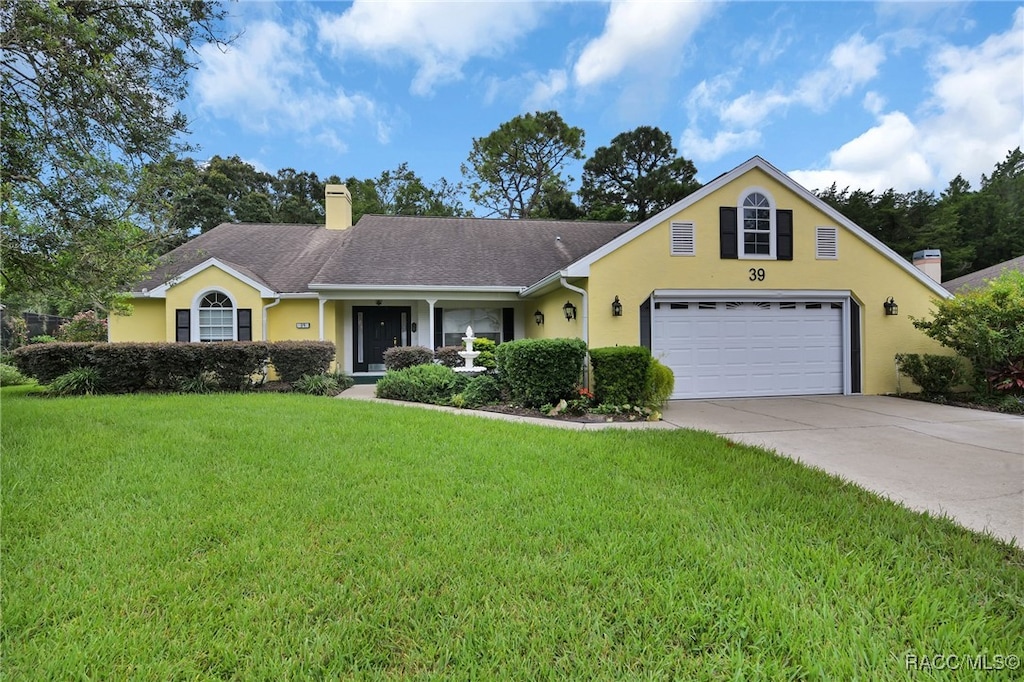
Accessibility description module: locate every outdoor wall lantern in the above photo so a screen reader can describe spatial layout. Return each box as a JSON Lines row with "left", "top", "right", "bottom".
{"left": 611, "top": 295, "right": 623, "bottom": 317}
{"left": 534, "top": 310, "right": 545, "bottom": 326}
{"left": 883, "top": 297, "right": 899, "bottom": 316}
{"left": 563, "top": 301, "right": 577, "bottom": 321}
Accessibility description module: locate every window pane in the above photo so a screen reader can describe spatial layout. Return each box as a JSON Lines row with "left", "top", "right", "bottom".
{"left": 443, "top": 308, "right": 500, "bottom": 340}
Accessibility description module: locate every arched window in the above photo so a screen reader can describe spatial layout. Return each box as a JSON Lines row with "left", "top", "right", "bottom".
{"left": 741, "top": 191, "right": 773, "bottom": 256}
{"left": 198, "top": 291, "right": 234, "bottom": 341}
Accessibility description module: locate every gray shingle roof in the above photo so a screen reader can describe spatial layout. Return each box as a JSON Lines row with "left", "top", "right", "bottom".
{"left": 942, "top": 255, "right": 1024, "bottom": 294}
{"left": 137, "top": 224, "right": 347, "bottom": 294}
{"left": 137, "top": 216, "right": 633, "bottom": 294}
{"left": 311, "top": 215, "right": 632, "bottom": 288}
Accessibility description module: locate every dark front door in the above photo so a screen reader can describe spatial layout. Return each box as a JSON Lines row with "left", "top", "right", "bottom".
{"left": 353, "top": 306, "right": 411, "bottom": 372}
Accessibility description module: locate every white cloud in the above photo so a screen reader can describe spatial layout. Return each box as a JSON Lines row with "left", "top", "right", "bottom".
{"left": 193, "top": 19, "right": 387, "bottom": 151}
{"left": 317, "top": 1, "right": 543, "bottom": 96}
{"left": 863, "top": 91, "right": 886, "bottom": 116}
{"left": 681, "top": 32, "right": 886, "bottom": 163}
{"left": 789, "top": 112, "right": 934, "bottom": 192}
{"left": 524, "top": 69, "right": 569, "bottom": 111}
{"left": 573, "top": 1, "right": 715, "bottom": 88}
{"left": 790, "top": 8, "right": 1024, "bottom": 192}
{"left": 721, "top": 34, "right": 885, "bottom": 128}
{"left": 681, "top": 128, "right": 762, "bottom": 164}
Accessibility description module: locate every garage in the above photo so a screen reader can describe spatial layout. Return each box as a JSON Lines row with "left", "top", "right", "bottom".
{"left": 652, "top": 298, "right": 848, "bottom": 399}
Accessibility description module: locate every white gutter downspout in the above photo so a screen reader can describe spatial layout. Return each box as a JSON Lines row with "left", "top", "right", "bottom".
{"left": 559, "top": 277, "right": 589, "bottom": 388}
{"left": 261, "top": 297, "right": 281, "bottom": 341}
{"left": 318, "top": 297, "right": 326, "bottom": 341}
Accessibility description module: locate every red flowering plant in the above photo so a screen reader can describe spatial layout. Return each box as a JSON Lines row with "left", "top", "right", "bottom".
{"left": 565, "top": 385, "right": 595, "bottom": 415}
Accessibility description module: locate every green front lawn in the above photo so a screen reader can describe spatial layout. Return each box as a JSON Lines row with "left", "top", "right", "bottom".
{"left": 2, "top": 387, "right": 1021, "bottom": 679}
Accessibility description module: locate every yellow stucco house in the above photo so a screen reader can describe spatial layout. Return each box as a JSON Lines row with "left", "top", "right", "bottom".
{"left": 110, "top": 156, "right": 950, "bottom": 398}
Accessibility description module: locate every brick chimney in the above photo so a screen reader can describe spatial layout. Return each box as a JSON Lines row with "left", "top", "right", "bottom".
{"left": 912, "top": 249, "right": 942, "bottom": 281}
{"left": 325, "top": 184, "right": 352, "bottom": 230}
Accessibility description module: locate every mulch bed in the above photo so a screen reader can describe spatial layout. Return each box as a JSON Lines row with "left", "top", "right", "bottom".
{"left": 476, "top": 403, "right": 651, "bottom": 423}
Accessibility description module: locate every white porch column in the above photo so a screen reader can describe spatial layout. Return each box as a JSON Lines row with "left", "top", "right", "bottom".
{"left": 426, "top": 298, "right": 437, "bottom": 350}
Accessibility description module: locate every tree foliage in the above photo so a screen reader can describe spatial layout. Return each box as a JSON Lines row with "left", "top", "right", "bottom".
{"left": 912, "top": 270, "right": 1024, "bottom": 392}
{"left": 145, "top": 155, "right": 342, "bottom": 239}
{"left": 1, "top": 0, "right": 229, "bottom": 312}
{"left": 580, "top": 126, "right": 701, "bottom": 222}
{"left": 346, "top": 163, "right": 468, "bottom": 223}
{"left": 816, "top": 148, "right": 1024, "bottom": 280}
{"left": 462, "top": 111, "right": 585, "bottom": 219}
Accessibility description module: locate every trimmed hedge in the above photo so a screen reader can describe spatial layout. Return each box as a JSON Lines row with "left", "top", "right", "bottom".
{"left": 203, "top": 342, "right": 271, "bottom": 390}
{"left": 149, "top": 343, "right": 205, "bottom": 390}
{"left": 383, "top": 345, "right": 434, "bottom": 371}
{"left": 495, "top": 338, "right": 587, "bottom": 408}
{"left": 90, "top": 343, "right": 153, "bottom": 393}
{"left": 269, "top": 340, "right": 336, "bottom": 382}
{"left": 375, "top": 364, "right": 468, "bottom": 404}
{"left": 9, "top": 340, "right": 337, "bottom": 393}
{"left": 590, "top": 346, "right": 651, "bottom": 406}
{"left": 11, "top": 342, "right": 96, "bottom": 384}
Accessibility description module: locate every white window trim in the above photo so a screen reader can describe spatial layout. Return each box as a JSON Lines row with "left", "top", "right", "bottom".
{"left": 737, "top": 186, "right": 776, "bottom": 260}
{"left": 191, "top": 288, "right": 238, "bottom": 342}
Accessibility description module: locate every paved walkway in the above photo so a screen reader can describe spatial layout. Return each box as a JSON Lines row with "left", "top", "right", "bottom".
{"left": 339, "top": 386, "right": 1023, "bottom": 544}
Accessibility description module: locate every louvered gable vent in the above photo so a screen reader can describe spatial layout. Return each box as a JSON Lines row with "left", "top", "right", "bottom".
{"left": 816, "top": 226, "right": 838, "bottom": 259}
{"left": 671, "top": 221, "right": 695, "bottom": 256}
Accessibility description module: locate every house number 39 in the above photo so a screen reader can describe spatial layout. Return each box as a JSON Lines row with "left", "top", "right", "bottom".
{"left": 748, "top": 267, "right": 766, "bottom": 282}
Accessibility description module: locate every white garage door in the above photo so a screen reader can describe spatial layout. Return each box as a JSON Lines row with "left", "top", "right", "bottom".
{"left": 653, "top": 300, "right": 845, "bottom": 399}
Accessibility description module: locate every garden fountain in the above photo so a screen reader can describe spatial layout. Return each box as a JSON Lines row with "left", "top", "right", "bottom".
{"left": 456, "top": 325, "right": 482, "bottom": 373}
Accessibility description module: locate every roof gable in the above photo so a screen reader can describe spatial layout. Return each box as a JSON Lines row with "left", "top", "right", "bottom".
{"left": 143, "top": 258, "right": 276, "bottom": 298}
{"left": 134, "top": 223, "right": 346, "bottom": 295}
{"left": 554, "top": 156, "right": 952, "bottom": 299}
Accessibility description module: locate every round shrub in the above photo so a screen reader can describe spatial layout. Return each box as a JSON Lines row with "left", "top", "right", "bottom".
{"left": 383, "top": 345, "right": 434, "bottom": 371}
{"left": 434, "top": 346, "right": 463, "bottom": 369}
{"left": 459, "top": 373, "right": 502, "bottom": 407}
{"left": 466, "top": 337, "right": 497, "bottom": 370}
{"left": 494, "top": 338, "right": 586, "bottom": 408}
{"left": 644, "top": 359, "right": 675, "bottom": 409}
{"left": 375, "top": 364, "right": 467, "bottom": 404}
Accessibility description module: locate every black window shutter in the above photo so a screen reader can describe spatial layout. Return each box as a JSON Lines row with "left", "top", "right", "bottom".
{"left": 433, "top": 308, "right": 443, "bottom": 349}
{"left": 777, "top": 209, "right": 793, "bottom": 261}
{"left": 175, "top": 309, "right": 190, "bottom": 342}
{"left": 502, "top": 307, "right": 514, "bottom": 342}
{"left": 719, "top": 207, "right": 738, "bottom": 259}
{"left": 237, "top": 309, "right": 252, "bottom": 341}
{"left": 639, "top": 297, "right": 651, "bottom": 350}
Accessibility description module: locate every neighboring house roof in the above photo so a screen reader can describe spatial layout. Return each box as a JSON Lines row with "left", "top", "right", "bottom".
{"left": 942, "top": 255, "right": 1024, "bottom": 294}
{"left": 310, "top": 215, "right": 632, "bottom": 289}
{"left": 136, "top": 224, "right": 347, "bottom": 294}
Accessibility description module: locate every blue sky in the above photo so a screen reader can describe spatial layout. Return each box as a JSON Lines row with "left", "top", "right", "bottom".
{"left": 181, "top": 1, "right": 1023, "bottom": 204}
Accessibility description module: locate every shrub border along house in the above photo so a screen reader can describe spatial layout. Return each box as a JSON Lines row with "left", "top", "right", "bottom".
{"left": 373, "top": 337, "right": 675, "bottom": 420}
{"left": 10, "top": 340, "right": 344, "bottom": 395}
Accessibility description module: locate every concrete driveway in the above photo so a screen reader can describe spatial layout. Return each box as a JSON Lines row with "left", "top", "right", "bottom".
{"left": 661, "top": 395, "right": 1023, "bottom": 544}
